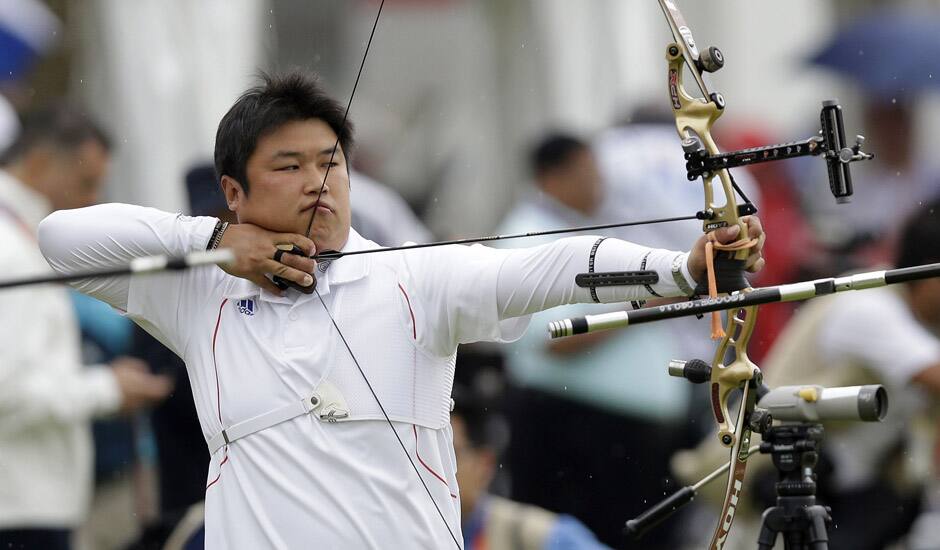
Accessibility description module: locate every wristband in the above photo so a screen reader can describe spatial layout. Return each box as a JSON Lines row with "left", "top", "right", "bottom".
{"left": 207, "top": 220, "right": 229, "bottom": 251}
{"left": 671, "top": 253, "right": 696, "bottom": 296}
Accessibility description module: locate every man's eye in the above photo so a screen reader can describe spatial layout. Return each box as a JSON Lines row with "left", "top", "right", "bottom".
{"left": 323, "top": 161, "right": 340, "bottom": 168}
{"left": 276, "top": 165, "right": 300, "bottom": 171}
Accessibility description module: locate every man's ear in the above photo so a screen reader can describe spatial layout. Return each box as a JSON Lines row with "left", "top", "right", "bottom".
{"left": 220, "top": 175, "right": 244, "bottom": 212}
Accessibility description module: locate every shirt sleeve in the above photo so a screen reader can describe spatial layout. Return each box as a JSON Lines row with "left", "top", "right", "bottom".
{"left": 819, "top": 289, "right": 940, "bottom": 387}
{"left": 495, "top": 235, "right": 695, "bottom": 319}
{"left": 409, "top": 235, "right": 695, "bottom": 356}
{"left": 38, "top": 203, "right": 220, "bottom": 355}
{"left": 38, "top": 203, "right": 217, "bottom": 310}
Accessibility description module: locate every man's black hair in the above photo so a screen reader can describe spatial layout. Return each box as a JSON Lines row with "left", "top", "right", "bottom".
{"left": 214, "top": 70, "right": 354, "bottom": 194}
{"left": 0, "top": 105, "right": 110, "bottom": 166}
{"left": 897, "top": 197, "right": 940, "bottom": 269}
{"left": 529, "top": 133, "right": 588, "bottom": 180}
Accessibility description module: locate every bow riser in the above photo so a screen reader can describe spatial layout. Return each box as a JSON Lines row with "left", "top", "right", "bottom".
{"left": 710, "top": 305, "right": 759, "bottom": 447}
{"left": 666, "top": 45, "right": 747, "bottom": 243}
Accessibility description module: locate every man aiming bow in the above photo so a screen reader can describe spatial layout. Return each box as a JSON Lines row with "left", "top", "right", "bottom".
{"left": 38, "top": 71, "right": 765, "bottom": 549}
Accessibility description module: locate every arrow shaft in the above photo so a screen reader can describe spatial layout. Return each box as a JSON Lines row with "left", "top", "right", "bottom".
{"left": 0, "top": 249, "right": 235, "bottom": 291}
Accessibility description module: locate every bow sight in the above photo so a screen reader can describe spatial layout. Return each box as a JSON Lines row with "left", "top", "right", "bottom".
{"left": 681, "top": 99, "right": 874, "bottom": 205}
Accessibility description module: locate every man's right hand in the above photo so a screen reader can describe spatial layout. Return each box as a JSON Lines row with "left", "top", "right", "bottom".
{"left": 111, "top": 357, "right": 174, "bottom": 413}
{"left": 217, "top": 223, "right": 318, "bottom": 295}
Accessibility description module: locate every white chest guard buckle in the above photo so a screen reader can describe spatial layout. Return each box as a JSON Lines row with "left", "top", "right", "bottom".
{"left": 207, "top": 380, "right": 350, "bottom": 454}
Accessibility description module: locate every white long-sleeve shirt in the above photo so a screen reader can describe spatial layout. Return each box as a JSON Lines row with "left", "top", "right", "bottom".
{"left": 0, "top": 171, "right": 121, "bottom": 529}
{"left": 38, "top": 203, "right": 695, "bottom": 549}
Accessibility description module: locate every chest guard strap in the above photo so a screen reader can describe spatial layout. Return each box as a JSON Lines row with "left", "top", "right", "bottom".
{"left": 207, "top": 380, "right": 350, "bottom": 454}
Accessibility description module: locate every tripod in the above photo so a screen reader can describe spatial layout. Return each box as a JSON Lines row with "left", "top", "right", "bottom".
{"left": 756, "top": 423, "right": 832, "bottom": 550}
{"left": 623, "top": 371, "right": 886, "bottom": 548}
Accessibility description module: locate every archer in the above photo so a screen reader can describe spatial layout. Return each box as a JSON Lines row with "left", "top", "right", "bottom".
{"left": 37, "top": 71, "right": 765, "bottom": 549}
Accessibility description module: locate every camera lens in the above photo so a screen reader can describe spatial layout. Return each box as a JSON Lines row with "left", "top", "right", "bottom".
{"left": 858, "top": 385, "right": 888, "bottom": 422}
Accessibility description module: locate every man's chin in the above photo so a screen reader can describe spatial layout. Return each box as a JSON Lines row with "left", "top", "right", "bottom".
{"left": 311, "top": 227, "right": 350, "bottom": 254}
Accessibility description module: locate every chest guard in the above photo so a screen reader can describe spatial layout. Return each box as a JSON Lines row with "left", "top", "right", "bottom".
{"left": 203, "top": 249, "right": 455, "bottom": 455}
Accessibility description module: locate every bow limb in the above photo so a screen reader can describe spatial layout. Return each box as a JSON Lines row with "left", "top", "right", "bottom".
{"left": 706, "top": 305, "right": 759, "bottom": 548}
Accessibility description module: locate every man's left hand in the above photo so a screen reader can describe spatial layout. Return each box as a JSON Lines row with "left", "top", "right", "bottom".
{"left": 687, "top": 215, "right": 766, "bottom": 285}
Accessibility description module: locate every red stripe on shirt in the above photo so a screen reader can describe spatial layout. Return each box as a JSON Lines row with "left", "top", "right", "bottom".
{"left": 398, "top": 283, "right": 417, "bottom": 340}
{"left": 413, "top": 425, "right": 457, "bottom": 499}
{"left": 212, "top": 299, "right": 228, "bottom": 424}
{"left": 205, "top": 452, "right": 229, "bottom": 490}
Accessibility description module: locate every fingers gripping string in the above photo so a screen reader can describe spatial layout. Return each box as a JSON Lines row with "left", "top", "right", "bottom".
{"left": 704, "top": 228, "right": 759, "bottom": 339}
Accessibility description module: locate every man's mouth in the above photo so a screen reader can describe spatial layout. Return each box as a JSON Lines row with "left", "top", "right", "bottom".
{"left": 303, "top": 203, "right": 332, "bottom": 213}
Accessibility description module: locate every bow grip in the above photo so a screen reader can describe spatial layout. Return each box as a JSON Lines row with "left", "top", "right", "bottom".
{"left": 694, "top": 254, "right": 749, "bottom": 295}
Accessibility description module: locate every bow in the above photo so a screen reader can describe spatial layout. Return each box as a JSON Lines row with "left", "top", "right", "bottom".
{"left": 549, "top": 2, "right": 869, "bottom": 547}
{"left": 289, "top": 1, "right": 873, "bottom": 548}
{"left": 658, "top": 2, "right": 762, "bottom": 546}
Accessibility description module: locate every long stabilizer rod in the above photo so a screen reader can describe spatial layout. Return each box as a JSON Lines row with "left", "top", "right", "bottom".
{"left": 624, "top": 445, "right": 761, "bottom": 540}
{"left": 548, "top": 262, "right": 940, "bottom": 339}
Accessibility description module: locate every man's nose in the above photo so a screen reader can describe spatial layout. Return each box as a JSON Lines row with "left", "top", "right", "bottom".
{"left": 306, "top": 175, "right": 329, "bottom": 195}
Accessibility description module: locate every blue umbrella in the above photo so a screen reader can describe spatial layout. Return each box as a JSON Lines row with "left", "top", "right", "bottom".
{"left": 0, "top": 0, "right": 60, "bottom": 81}
{"left": 810, "top": 8, "right": 940, "bottom": 98}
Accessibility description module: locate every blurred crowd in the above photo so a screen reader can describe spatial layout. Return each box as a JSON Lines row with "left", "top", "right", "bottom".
{"left": 1, "top": 1, "right": 939, "bottom": 549}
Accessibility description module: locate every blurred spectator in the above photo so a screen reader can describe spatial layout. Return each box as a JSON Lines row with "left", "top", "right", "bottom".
{"left": 452, "top": 386, "right": 608, "bottom": 550}
{"left": 73, "top": 290, "right": 160, "bottom": 550}
{"left": 757, "top": 198, "right": 940, "bottom": 550}
{"left": 349, "top": 170, "right": 433, "bottom": 246}
{"left": 801, "top": 7, "right": 940, "bottom": 269}
{"left": 0, "top": 104, "right": 171, "bottom": 550}
{"left": 496, "top": 133, "right": 689, "bottom": 548}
